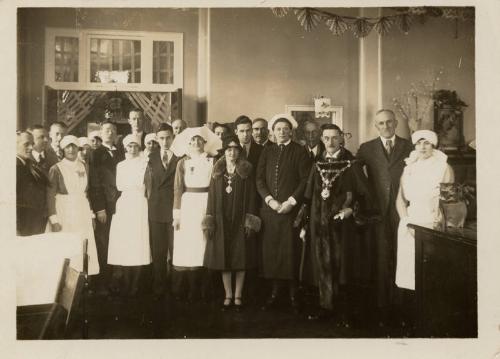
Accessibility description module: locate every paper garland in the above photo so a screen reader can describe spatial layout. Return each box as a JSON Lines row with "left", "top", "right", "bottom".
{"left": 271, "top": 6, "right": 474, "bottom": 38}
{"left": 294, "top": 8, "right": 324, "bottom": 32}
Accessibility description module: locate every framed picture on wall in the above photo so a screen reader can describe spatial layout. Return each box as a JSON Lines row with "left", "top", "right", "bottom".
{"left": 286, "top": 104, "right": 343, "bottom": 144}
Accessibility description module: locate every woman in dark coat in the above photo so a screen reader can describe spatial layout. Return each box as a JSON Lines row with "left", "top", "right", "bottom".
{"left": 203, "top": 135, "right": 261, "bottom": 310}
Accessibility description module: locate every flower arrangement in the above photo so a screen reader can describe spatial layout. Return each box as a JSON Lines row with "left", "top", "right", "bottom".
{"left": 440, "top": 182, "right": 476, "bottom": 205}
{"left": 392, "top": 69, "right": 443, "bottom": 132}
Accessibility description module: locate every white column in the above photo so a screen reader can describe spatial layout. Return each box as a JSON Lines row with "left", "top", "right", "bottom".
{"left": 197, "top": 8, "right": 210, "bottom": 125}
{"left": 358, "top": 8, "right": 383, "bottom": 145}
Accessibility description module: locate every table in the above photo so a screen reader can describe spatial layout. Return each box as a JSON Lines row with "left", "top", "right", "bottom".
{"left": 410, "top": 223, "right": 477, "bottom": 337}
{"left": 15, "top": 232, "right": 83, "bottom": 306}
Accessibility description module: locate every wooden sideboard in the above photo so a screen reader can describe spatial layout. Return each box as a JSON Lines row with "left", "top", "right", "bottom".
{"left": 410, "top": 223, "right": 477, "bottom": 337}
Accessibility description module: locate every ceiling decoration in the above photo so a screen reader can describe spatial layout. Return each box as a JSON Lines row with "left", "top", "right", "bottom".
{"left": 271, "top": 7, "right": 474, "bottom": 38}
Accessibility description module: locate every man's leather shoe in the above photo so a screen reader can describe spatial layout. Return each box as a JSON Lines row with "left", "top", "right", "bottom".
{"left": 261, "top": 295, "right": 278, "bottom": 311}
{"left": 290, "top": 296, "right": 300, "bottom": 314}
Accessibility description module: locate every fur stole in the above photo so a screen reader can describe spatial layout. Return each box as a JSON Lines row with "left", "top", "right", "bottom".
{"left": 212, "top": 157, "right": 253, "bottom": 179}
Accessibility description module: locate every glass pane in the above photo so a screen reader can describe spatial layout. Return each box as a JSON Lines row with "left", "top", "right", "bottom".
{"left": 54, "top": 36, "right": 78, "bottom": 82}
{"left": 90, "top": 38, "right": 141, "bottom": 83}
{"left": 152, "top": 40, "right": 174, "bottom": 84}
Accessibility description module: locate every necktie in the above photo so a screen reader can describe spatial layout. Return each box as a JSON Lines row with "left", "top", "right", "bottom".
{"left": 28, "top": 159, "right": 48, "bottom": 185}
{"left": 385, "top": 139, "right": 393, "bottom": 156}
{"left": 309, "top": 149, "right": 315, "bottom": 160}
{"left": 38, "top": 153, "right": 45, "bottom": 166}
{"left": 162, "top": 153, "right": 169, "bottom": 168}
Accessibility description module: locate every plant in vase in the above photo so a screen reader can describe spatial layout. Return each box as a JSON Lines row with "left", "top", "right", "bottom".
{"left": 439, "top": 182, "right": 476, "bottom": 228}
{"left": 392, "top": 69, "right": 443, "bottom": 133}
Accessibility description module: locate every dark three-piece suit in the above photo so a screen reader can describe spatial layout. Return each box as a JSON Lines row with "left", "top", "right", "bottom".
{"left": 356, "top": 135, "right": 413, "bottom": 308}
{"left": 144, "top": 151, "right": 180, "bottom": 296}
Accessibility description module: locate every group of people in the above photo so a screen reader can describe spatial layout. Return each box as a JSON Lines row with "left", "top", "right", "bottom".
{"left": 16, "top": 107, "right": 454, "bottom": 322}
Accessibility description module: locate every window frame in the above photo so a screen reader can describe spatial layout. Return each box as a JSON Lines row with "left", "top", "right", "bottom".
{"left": 45, "top": 28, "right": 183, "bottom": 92}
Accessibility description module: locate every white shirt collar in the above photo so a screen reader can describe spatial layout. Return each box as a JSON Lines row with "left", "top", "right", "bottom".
{"left": 102, "top": 143, "right": 116, "bottom": 151}
{"left": 277, "top": 139, "right": 292, "bottom": 146}
{"left": 307, "top": 144, "right": 319, "bottom": 156}
{"left": 162, "top": 149, "right": 173, "bottom": 159}
{"left": 380, "top": 135, "right": 396, "bottom": 146}
{"left": 32, "top": 149, "right": 44, "bottom": 162}
{"left": 325, "top": 149, "right": 341, "bottom": 159}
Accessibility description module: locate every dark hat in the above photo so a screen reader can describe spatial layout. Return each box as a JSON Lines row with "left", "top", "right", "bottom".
{"left": 221, "top": 135, "right": 243, "bottom": 152}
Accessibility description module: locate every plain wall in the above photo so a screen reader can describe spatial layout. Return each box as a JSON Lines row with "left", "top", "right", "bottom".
{"left": 381, "top": 14, "right": 475, "bottom": 143}
{"left": 17, "top": 8, "right": 200, "bottom": 129}
{"left": 209, "top": 8, "right": 360, "bottom": 151}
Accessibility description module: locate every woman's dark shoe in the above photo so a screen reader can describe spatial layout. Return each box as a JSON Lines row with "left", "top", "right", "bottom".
{"left": 307, "top": 308, "right": 332, "bottom": 321}
{"left": 221, "top": 297, "right": 233, "bottom": 311}
{"left": 234, "top": 297, "right": 243, "bottom": 312}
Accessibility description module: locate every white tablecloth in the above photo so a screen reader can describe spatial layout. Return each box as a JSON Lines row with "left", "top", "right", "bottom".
{"left": 16, "top": 232, "right": 83, "bottom": 306}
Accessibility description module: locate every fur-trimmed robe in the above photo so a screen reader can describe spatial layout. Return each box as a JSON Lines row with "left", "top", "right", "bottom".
{"left": 203, "top": 157, "right": 260, "bottom": 271}
{"left": 303, "top": 148, "right": 355, "bottom": 310}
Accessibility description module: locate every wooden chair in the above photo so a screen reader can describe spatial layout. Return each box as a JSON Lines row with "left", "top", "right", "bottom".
{"left": 38, "top": 257, "right": 85, "bottom": 339}
{"left": 17, "top": 238, "right": 89, "bottom": 340}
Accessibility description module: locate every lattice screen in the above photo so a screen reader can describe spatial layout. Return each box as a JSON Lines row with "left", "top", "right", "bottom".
{"left": 46, "top": 88, "right": 182, "bottom": 134}
{"left": 56, "top": 91, "right": 106, "bottom": 132}
{"left": 126, "top": 92, "right": 172, "bottom": 128}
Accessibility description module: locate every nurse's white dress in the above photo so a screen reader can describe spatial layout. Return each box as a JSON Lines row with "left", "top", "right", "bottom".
{"left": 172, "top": 153, "right": 214, "bottom": 268}
{"left": 395, "top": 150, "right": 452, "bottom": 290}
{"left": 51, "top": 159, "right": 100, "bottom": 275}
{"left": 108, "top": 156, "right": 151, "bottom": 266}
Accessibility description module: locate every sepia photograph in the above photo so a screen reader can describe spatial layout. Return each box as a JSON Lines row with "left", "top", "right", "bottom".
{"left": 5, "top": 0, "right": 500, "bottom": 358}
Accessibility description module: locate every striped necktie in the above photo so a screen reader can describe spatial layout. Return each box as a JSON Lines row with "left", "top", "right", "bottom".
{"left": 385, "top": 139, "right": 393, "bottom": 155}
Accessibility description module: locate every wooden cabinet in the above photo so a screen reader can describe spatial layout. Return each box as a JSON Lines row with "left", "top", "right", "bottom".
{"left": 411, "top": 224, "right": 477, "bottom": 337}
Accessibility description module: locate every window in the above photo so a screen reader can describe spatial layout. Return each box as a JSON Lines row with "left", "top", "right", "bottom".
{"left": 45, "top": 28, "right": 183, "bottom": 91}
{"left": 54, "top": 36, "right": 79, "bottom": 82}
{"left": 90, "top": 38, "right": 141, "bottom": 83}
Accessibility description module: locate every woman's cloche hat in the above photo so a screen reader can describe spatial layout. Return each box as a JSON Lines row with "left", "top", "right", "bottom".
{"left": 60, "top": 135, "right": 79, "bottom": 149}
{"left": 123, "top": 134, "right": 141, "bottom": 148}
{"left": 411, "top": 129, "right": 438, "bottom": 146}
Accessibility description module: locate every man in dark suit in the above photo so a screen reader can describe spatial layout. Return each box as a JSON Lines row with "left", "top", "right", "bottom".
{"left": 46, "top": 122, "right": 67, "bottom": 161}
{"left": 16, "top": 131, "right": 49, "bottom": 236}
{"left": 117, "top": 108, "right": 149, "bottom": 152}
{"left": 233, "top": 115, "right": 263, "bottom": 303}
{"left": 27, "top": 124, "right": 58, "bottom": 175}
{"left": 171, "top": 118, "right": 187, "bottom": 137}
{"left": 144, "top": 123, "right": 179, "bottom": 299}
{"left": 302, "top": 120, "right": 324, "bottom": 162}
{"left": 356, "top": 109, "right": 413, "bottom": 319}
{"left": 252, "top": 117, "right": 272, "bottom": 147}
{"left": 234, "top": 115, "right": 263, "bottom": 169}
{"left": 128, "top": 108, "right": 148, "bottom": 149}
{"left": 88, "top": 121, "right": 125, "bottom": 292}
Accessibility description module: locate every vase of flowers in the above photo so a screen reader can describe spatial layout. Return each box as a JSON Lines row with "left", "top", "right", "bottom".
{"left": 392, "top": 69, "right": 443, "bottom": 136}
{"left": 439, "top": 183, "right": 475, "bottom": 228}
